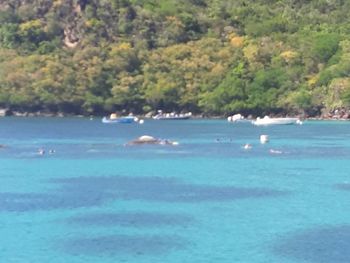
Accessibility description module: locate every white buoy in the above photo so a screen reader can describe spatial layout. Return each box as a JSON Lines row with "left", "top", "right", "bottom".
{"left": 260, "top": 134, "right": 269, "bottom": 144}
{"left": 139, "top": 119, "right": 144, "bottom": 124}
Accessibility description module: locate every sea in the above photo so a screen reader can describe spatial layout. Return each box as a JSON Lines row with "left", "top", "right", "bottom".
{"left": 1, "top": 117, "right": 350, "bottom": 263}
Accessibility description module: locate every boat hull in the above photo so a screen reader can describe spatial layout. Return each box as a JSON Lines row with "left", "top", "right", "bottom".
{"left": 252, "top": 117, "right": 301, "bottom": 126}
{"left": 152, "top": 112, "right": 192, "bottom": 120}
{"left": 102, "top": 116, "right": 136, "bottom": 124}
{"left": 153, "top": 116, "right": 190, "bottom": 120}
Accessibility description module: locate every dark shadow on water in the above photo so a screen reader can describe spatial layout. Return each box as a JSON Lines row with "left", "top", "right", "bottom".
{"left": 60, "top": 234, "right": 187, "bottom": 256}
{"left": 273, "top": 226, "right": 350, "bottom": 263}
{"left": 66, "top": 212, "right": 194, "bottom": 227}
{"left": 0, "top": 191, "right": 112, "bottom": 212}
{"left": 334, "top": 183, "right": 350, "bottom": 191}
{"left": 52, "top": 176, "right": 287, "bottom": 202}
{"left": 0, "top": 176, "right": 287, "bottom": 212}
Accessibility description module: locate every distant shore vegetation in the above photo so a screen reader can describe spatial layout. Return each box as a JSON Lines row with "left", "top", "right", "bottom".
{"left": 1, "top": 0, "right": 350, "bottom": 117}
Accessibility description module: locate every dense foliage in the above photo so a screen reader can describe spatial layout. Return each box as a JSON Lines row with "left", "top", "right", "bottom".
{"left": 1, "top": 0, "right": 350, "bottom": 116}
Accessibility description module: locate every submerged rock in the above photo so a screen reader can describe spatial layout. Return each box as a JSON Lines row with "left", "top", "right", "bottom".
{"left": 126, "top": 135, "right": 178, "bottom": 146}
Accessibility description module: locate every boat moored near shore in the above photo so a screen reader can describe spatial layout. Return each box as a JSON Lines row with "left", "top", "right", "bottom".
{"left": 152, "top": 111, "right": 192, "bottom": 120}
{"left": 102, "top": 113, "right": 138, "bottom": 124}
{"left": 252, "top": 116, "right": 302, "bottom": 126}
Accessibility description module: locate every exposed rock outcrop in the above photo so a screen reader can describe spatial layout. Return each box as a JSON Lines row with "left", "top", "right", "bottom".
{"left": 62, "top": 0, "right": 85, "bottom": 48}
{"left": 126, "top": 135, "right": 179, "bottom": 146}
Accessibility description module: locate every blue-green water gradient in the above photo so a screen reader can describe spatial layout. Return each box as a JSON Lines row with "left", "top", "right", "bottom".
{"left": 1, "top": 117, "right": 350, "bottom": 263}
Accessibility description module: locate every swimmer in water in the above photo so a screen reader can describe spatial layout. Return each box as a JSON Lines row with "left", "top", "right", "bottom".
{"left": 269, "top": 149, "right": 283, "bottom": 154}
{"left": 243, "top": 143, "right": 252, "bottom": 150}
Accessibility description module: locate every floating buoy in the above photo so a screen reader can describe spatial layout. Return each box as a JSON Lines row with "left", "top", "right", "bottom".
{"left": 260, "top": 134, "right": 269, "bottom": 144}
{"left": 139, "top": 119, "right": 144, "bottom": 124}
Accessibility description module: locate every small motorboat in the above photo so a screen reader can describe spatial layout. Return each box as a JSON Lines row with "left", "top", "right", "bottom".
{"left": 252, "top": 116, "right": 302, "bottom": 126}
{"left": 152, "top": 111, "right": 192, "bottom": 120}
{"left": 102, "top": 113, "right": 138, "bottom": 124}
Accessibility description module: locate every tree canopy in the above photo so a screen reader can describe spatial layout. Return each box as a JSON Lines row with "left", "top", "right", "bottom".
{"left": 0, "top": 0, "right": 350, "bottom": 116}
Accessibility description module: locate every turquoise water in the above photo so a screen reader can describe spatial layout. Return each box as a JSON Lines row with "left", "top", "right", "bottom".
{"left": 1, "top": 117, "right": 350, "bottom": 263}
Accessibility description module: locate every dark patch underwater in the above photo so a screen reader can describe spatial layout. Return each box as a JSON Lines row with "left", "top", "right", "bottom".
{"left": 66, "top": 212, "right": 194, "bottom": 227}
{"left": 273, "top": 225, "right": 350, "bottom": 263}
{"left": 0, "top": 176, "right": 287, "bottom": 212}
{"left": 60, "top": 234, "right": 188, "bottom": 256}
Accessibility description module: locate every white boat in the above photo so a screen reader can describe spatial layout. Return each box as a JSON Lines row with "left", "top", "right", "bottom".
{"left": 153, "top": 111, "right": 192, "bottom": 120}
{"left": 252, "top": 116, "right": 302, "bottom": 126}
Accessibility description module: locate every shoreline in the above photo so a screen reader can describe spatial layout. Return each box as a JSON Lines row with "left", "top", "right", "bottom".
{"left": 2, "top": 113, "right": 350, "bottom": 121}
{"left": 2, "top": 107, "right": 350, "bottom": 121}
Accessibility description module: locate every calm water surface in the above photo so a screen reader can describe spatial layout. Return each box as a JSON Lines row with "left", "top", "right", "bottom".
{"left": 1, "top": 117, "right": 350, "bottom": 263}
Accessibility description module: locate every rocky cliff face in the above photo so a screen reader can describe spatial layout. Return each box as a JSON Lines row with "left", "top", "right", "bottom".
{"left": 0, "top": 0, "right": 86, "bottom": 48}
{"left": 62, "top": 0, "right": 84, "bottom": 48}
{"left": 0, "top": 0, "right": 52, "bottom": 14}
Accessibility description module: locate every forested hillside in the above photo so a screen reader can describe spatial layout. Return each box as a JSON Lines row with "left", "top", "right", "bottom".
{"left": 1, "top": 0, "right": 350, "bottom": 116}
